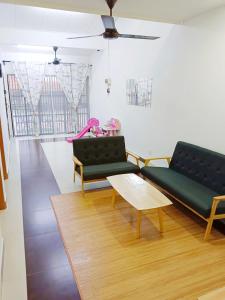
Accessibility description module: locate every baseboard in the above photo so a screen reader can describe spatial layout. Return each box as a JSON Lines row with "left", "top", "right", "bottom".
{"left": 0, "top": 237, "right": 4, "bottom": 299}
{"left": 6, "top": 139, "right": 10, "bottom": 176}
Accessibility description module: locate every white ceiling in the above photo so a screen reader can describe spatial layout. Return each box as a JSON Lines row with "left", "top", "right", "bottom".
{"left": 0, "top": 0, "right": 225, "bottom": 23}
{"left": 0, "top": 4, "right": 104, "bottom": 34}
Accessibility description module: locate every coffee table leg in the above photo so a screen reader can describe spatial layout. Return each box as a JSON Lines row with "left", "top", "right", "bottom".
{"left": 157, "top": 208, "right": 164, "bottom": 233}
{"left": 136, "top": 210, "right": 142, "bottom": 238}
{"left": 112, "top": 188, "right": 116, "bottom": 207}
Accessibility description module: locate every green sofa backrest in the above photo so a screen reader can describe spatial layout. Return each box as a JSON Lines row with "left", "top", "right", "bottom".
{"left": 73, "top": 136, "right": 127, "bottom": 166}
{"left": 170, "top": 141, "right": 225, "bottom": 195}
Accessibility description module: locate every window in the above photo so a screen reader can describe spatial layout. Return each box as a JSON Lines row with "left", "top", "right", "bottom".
{"left": 7, "top": 74, "right": 90, "bottom": 137}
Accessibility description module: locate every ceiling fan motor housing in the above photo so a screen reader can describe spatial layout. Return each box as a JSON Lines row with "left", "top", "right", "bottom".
{"left": 53, "top": 59, "right": 60, "bottom": 65}
{"left": 103, "top": 29, "right": 119, "bottom": 39}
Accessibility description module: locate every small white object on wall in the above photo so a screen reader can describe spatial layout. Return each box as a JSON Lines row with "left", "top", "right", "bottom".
{"left": 105, "top": 78, "right": 111, "bottom": 94}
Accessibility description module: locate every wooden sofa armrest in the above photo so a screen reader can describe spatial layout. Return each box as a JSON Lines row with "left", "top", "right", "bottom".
{"left": 210, "top": 195, "right": 225, "bottom": 213}
{"left": 126, "top": 150, "right": 140, "bottom": 160}
{"left": 140, "top": 156, "right": 172, "bottom": 166}
{"left": 72, "top": 155, "right": 83, "bottom": 167}
{"left": 126, "top": 150, "right": 140, "bottom": 166}
{"left": 72, "top": 155, "right": 85, "bottom": 192}
{"left": 210, "top": 195, "right": 225, "bottom": 212}
{"left": 213, "top": 195, "right": 225, "bottom": 201}
{"left": 208, "top": 195, "right": 225, "bottom": 219}
{"left": 204, "top": 194, "right": 225, "bottom": 240}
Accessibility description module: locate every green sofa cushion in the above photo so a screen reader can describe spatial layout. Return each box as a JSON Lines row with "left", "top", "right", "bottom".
{"left": 78, "top": 161, "right": 140, "bottom": 181}
{"left": 141, "top": 166, "right": 225, "bottom": 218}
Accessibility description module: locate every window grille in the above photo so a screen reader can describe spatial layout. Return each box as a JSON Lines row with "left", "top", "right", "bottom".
{"left": 7, "top": 74, "right": 90, "bottom": 137}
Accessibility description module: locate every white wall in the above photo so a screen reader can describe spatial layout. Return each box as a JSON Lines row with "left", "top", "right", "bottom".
{"left": 90, "top": 6, "right": 225, "bottom": 157}
{"left": 89, "top": 20, "right": 173, "bottom": 155}
{"left": 149, "top": 6, "right": 225, "bottom": 156}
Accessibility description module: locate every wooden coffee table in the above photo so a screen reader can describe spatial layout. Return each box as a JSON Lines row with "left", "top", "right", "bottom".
{"left": 107, "top": 173, "right": 172, "bottom": 238}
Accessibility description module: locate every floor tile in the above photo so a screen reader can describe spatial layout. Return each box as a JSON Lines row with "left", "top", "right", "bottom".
{"left": 23, "top": 209, "right": 58, "bottom": 238}
{"left": 21, "top": 174, "right": 60, "bottom": 202}
{"left": 22, "top": 194, "right": 53, "bottom": 212}
{"left": 27, "top": 265, "right": 80, "bottom": 300}
{"left": 25, "top": 231, "right": 69, "bottom": 275}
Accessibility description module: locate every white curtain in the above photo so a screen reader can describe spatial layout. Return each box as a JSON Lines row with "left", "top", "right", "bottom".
{"left": 7, "top": 61, "right": 89, "bottom": 136}
{"left": 55, "top": 63, "right": 90, "bottom": 110}
{"left": 12, "top": 62, "right": 46, "bottom": 135}
{"left": 13, "top": 62, "right": 46, "bottom": 106}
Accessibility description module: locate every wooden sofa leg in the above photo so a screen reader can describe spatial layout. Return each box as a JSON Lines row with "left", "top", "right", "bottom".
{"left": 204, "top": 219, "right": 214, "bottom": 240}
{"left": 204, "top": 199, "right": 218, "bottom": 240}
{"left": 82, "top": 180, "right": 85, "bottom": 196}
{"left": 73, "top": 162, "right": 76, "bottom": 182}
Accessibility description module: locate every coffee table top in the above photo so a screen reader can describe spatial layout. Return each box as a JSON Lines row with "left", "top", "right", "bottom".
{"left": 107, "top": 173, "right": 172, "bottom": 210}
{"left": 198, "top": 286, "right": 225, "bottom": 300}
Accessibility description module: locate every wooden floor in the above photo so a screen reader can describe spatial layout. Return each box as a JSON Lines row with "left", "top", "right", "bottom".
{"left": 51, "top": 189, "right": 225, "bottom": 300}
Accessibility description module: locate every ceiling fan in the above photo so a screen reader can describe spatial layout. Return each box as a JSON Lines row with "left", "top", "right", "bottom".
{"left": 50, "top": 46, "right": 61, "bottom": 65}
{"left": 68, "top": 0, "right": 160, "bottom": 41}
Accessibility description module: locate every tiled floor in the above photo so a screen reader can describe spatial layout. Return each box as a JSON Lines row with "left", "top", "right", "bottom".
{"left": 41, "top": 140, "right": 109, "bottom": 194}
{"left": 20, "top": 139, "right": 80, "bottom": 300}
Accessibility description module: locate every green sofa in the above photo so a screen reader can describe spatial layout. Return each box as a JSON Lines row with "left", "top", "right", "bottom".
{"left": 141, "top": 141, "right": 225, "bottom": 240}
{"left": 73, "top": 136, "right": 140, "bottom": 193}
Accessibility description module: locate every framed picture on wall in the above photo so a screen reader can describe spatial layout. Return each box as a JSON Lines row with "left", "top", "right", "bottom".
{"left": 126, "top": 78, "right": 152, "bottom": 107}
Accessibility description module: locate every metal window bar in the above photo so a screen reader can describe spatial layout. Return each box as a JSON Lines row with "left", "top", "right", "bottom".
{"left": 7, "top": 74, "right": 90, "bottom": 137}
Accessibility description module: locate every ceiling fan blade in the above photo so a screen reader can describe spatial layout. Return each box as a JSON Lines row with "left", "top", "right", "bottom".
{"left": 101, "top": 15, "right": 116, "bottom": 30}
{"left": 118, "top": 34, "right": 160, "bottom": 40}
{"left": 67, "top": 34, "right": 103, "bottom": 40}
